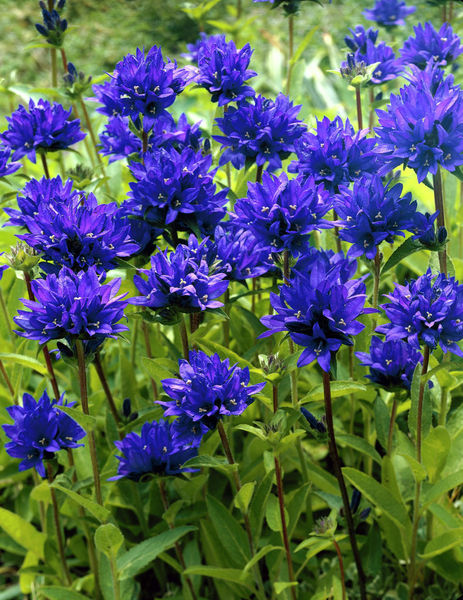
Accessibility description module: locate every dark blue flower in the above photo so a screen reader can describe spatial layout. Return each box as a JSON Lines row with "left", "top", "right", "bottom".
{"left": 399, "top": 22, "right": 463, "bottom": 70}
{"left": 345, "top": 25, "right": 379, "bottom": 54}
{"left": 109, "top": 419, "right": 198, "bottom": 481}
{"left": 214, "top": 93, "right": 306, "bottom": 171}
{"left": 131, "top": 235, "right": 228, "bottom": 323}
{"left": 182, "top": 32, "right": 223, "bottom": 63}
{"left": 98, "top": 116, "right": 141, "bottom": 162}
{"left": 35, "top": 0, "right": 67, "bottom": 46}
{"left": 14, "top": 267, "right": 129, "bottom": 355}
{"left": 261, "top": 249, "right": 371, "bottom": 372}
{"left": 1, "top": 99, "right": 85, "bottom": 162}
{"left": 160, "top": 350, "right": 265, "bottom": 439}
{"left": 195, "top": 35, "right": 256, "bottom": 106}
{"left": 289, "top": 116, "right": 377, "bottom": 193}
{"left": 356, "top": 336, "right": 422, "bottom": 390}
{"left": 63, "top": 62, "right": 93, "bottom": 99}
{"left": 301, "top": 407, "right": 326, "bottom": 433}
{"left": 253, "top": 0, "right": 329, "bottom": 14}
{"left": 376, "top": 270, "right": 463, "bottom": 355}
{"left": 3, "top": 390, "right": 85, "bottom": 477}
{"left": 409, "top": 210, "right": 447, "bottom": 249}
{"left": 335, "top": 175, "right": 417, "bottom": 259}
{"left": 5, "top": 176, "right": 139, "bottom": 273}
{"left": 375, "top": 68, "right": 463, "bottom": 182}
{"left": 232, "top": 171, "right": 332, "bottom": 256}
{"left": 363, "top": 0, "right": 415, "bottom": 27}
{"left": 0, "top": 146, "right": 21, "bottom": 177}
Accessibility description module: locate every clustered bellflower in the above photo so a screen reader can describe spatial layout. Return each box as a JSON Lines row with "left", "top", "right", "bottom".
{"left": 214, "top": 93, "right": 306, "bottom": 171}
{"left": 110, "top": 419, "right": 198, "bottom": 481}
{"left": 35, "top": 0, "right": 67, "bottom": 47}
{"left": 335, "top": 175, "right": 418, "bottom": 259}
{"left": 0, "top": 146, "right": 21, "bottom": 177}
{"left": 400, "top": 22, "right": 463, "bottom": 70}
{"left": 14, "top": 267, "right": 129, "bottom": 356}
{"left": 233, "top": 172, "right": 332, "bottom": 256}
{"left": 1, "top": 99, "right": 85, "bottom": 162}
{"left": 289, "top": 116, "right": 377, "bottom": 192}
{"left": 160, "top": 350, "right": 266, "bottom": 446}
{"left": 3, "top": 390, "right": 86, "bottom": 477}
{"left": 261, "top": 249, "right": 372, "bottom": 372}
{"left": 375, "top": 67, "right": 463, "bottom": 182}
{"left": 363, "top": 0, "right": 415, "bottom": 27}
{"left": 377, "top": 270, "right": 463, "bottom": 356}
{"left": 253, "top": 0, "right": 329, "bottom": 15}
{"left": 195, "top": 35, "right": 256, "bottom": 106}
{"left": 356, "top": 337, "right": 423, "bottom": 390}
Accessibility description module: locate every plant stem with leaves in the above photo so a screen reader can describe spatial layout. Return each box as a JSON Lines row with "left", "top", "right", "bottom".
{"left": 47, "top": 462, "right": 72, "bottom": 585}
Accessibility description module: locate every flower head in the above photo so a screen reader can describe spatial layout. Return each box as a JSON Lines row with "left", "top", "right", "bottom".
{"left": 182, "top": 32, "right": 222, "bottom": 63}
{"left": 356, "top": 336, "right": 422, "bottom": 390}
{"left": 35, "top": 0, "right": 67, "bottom": 46}
{"left": 253, "top": 0, "right": 329, "bottom": 15}
{"left": 14, "top": 267, "right": 129, "bottom": 355}
{"left": 3, "top": 390, "right": 85, "bottom": 477}
{"left": 363, "top": 0, "right": 416, "bottom": 27}
{"left": 63, "top": 63, "right": 93, "bottom": 100}
{"left": 409, "top": 210, "right": 447, "bottom": 250}
{"left": 376, "top": 270, "right": 463, "bottom": 355}
{"left": 110, "top": 419, "right": 198, "bottom": 481}
{"left": 400, "top": 22, "right": 463, "bottom": 70}
{"left": 214, "top": 94, "right": 306, "bottom": 171}
{"left": 232, "top": 172, "right": 332, "bottom": 256}
{"left": 345, "top": 25, "right": 379, "bottom": 54}
{"left": 160, "top": 350, "right": 265, "bottom": 442}
{"left": 0, "top": 146, "right": 21, "bottom": 177}
{"left": 1, "top": 99, "right": 85, "bottom": 163}
{"left": 289, "top": 116, "right": 377, "bottom": 192}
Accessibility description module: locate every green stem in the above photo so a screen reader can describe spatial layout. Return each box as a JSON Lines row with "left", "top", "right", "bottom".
{"left": 439, "top": 387, "right": 449, "bottom": 426}
{"left": 40, "top": 153, "right": 50, "bottom": 179}
{"left": 323, "top": 370, "right": 367, "bottom": 600}
{"left": 223, "top": 288, "right": 230, "bottom": 347}
{"left": 94, "top": 352, "right": 121, "bottom": 428}
{"left": 333, "top": 538, "right": 347, "bottom": 600}
{"left": 433, "top": 166, "right": 447, "bottom": 275}
{"left": 0, "top": 288, "right": 14, "bottom": 342}
{"left": 368, "top": 87, "right": 375, "bottom": 131}
{"left": 355, "top": 86, "right": 363, "bottom": 130}
{"left": 372, "top": 248, "right": 381, "bottom": 330}
{"left": 237, "top": 0, "right": 242, "bottom": 18}
{"left": 47, "top": 462, "right": 72, "bottom": 585}
{"left": 76, "top": 339, "right": 103, "bottom": 506}
{"left": 286, "top": 16, "right": 294, "bottom": 96}
{"left": 109, "top": 554, "right": 120, "bottom": 600}
{"left": 51, "top": 47, "right": 57, "bottom": 87}
{"left": 79, "top": 97, "right": 111, "bottom": 196}
{"left": 387, "top": 394, "right": 398, "bottom": 456}
{"left": 141, "top": 321, "right": 159, "bottom": 401}
{"left": 179, "top": 314, "right": 189, "bottom": 360}
{"left": 0, "top": 358, "right": 14, "bottom": 399}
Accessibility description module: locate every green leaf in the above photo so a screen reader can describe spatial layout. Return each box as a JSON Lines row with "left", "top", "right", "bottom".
{"left": 360, "top": 522, "right": 383, "bottom": 576}
{"left": 206, "top": 495, "right": 250, "bottom": 565}
{"left": 420, "top": 528, "right": 463, "bottom": 559}
{"left": 374, "top": 396, "right": 391, "bottom": 450}
{"left": 0, "top": 507, "right": 46, "bottom": 559}
{"left": 94, "top": 524, "right": 124, "bottom": 559}
{"left": 301, "top": 380, "right": 367, "bottom": 403}
{"left": 234, "top": 424, "right": 267, "bottom": 442}
{"left": 38, "top": 587, "right": 90, "bottom": 600}
{"left": 266, "top": 494, "right": 287, "bottom": 532}
{"left": 409, "top": 363, "right": 431, "bottom": 440}
{"left": 397, "top": 453, "right": 427, "bottom": 483}
{"left": 0, "top": 353, "right": 48, "bottom": 376}
{"left": 381, "top": 237, "right": 423, "bottom": 275}
{"left": 295, "top": 534, "right": 347, "bottom": 557}
{"left": 274, "top": 582, "right": 298, "bottom": 595}
{"left": 182, "top": 454, "right": 237, "bottom": 472}
{"left": 51, "top": 483, "right": 110, "bottom": 523}
{"left": 342, "top": 467, "right": 411, "bottom": 531}
{"left": 336, "top": 433, "right": 381, "bottom": 465}
{"left": 184, "top": 565, "right": 253, "bottom": 589}
{"left": 194, "top": 338, "right": 254, "bottom": 369}
{"left": 117, "top": 526, "right": 196, "bottom": 580}
{"left": 242, "top": 545, "right": 283, "bottom": 573}
{"left": 422, "top": 426, "right": 450, "bottom": 483}
{"left": 234, "top": 482, "right": 256, "bottom": 514}
{"left": 289, "top": 26, "right": 319, "bottom": 66}
{"left": 56, "top": 405, "right": 96, "bottom": 432}
{"left": 140, "top": 357, "right": 178, "bottom": 381}
{"left": 249, "top": 470, "right": 274, "bottom": 542}
{"left": 422, "top": 469, "right": 463, "bottom": 507}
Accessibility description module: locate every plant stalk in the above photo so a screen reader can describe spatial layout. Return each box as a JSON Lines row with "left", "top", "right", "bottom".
{"left": 0, "top": 288, "right": 14, "bottom": 341}
{"left": 141, "top": 321, "right": 159, "bottom": 401}
{"left": 0, "top": 359, "right": 15, "bottom": 399}
{"left": 40, "top": 153, "right": 50, "bottom": 179}
{"left": 432, "top": 166, "right": 447, "bottom": 275}
{"left": 355, "top": 86, "right": 363, "bottom": 130}
{"left": 179, "top": 314, "right": 189, "bottom": 360}
{"left": 47, "top": 462, "right": 72, "bottom": 585}
{"left": 286, "top": 16, "right": 294, "bottom": 95}
{"left": 387, "top": 394, "right": 398, "bottom": 456}
{"left": 256, "top": 164, "right": 263, "bottom": 184}
{"left": 333, "top": 538, "right": 347, "bottom": 600}
{"left": 94, "top": 352, "right": 121, "bottom": 427}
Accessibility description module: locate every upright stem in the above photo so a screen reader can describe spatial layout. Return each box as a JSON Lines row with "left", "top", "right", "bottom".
{"left": 322, "top": 370, "right": 367, "bottom": 600}
{"left": 79, "top": 98, "right": 111, "bottom": 195}
{"left": 272, "top": 384, "right": 278, "bottom": 413}
{"left": 223, "top": 288, "right": 230, "bottom": 347}
{"left": 0, "top": 288, "right": 14, "bottom": 341}
{"left": 372, "top": 248, "right": 381, "bottom": 330}
{"left": 256, "top": 164, "right": 263, "bottom": 184}
{"left": 141, "top": 321, "right": 159, "bottom": 401}
{"left": 109, "top": 554, "right": 120, "bottom": 600}
{"left": 0, "top": 359, "right": 15, "bottom": 399}
{"left": 237, "top": 0, "right": 242, "bottom": 19}
{"left": 355, "top": 87, "right": 363, "bottom": 130}
{"left": 50, "top": 48, "right": 57, "bottom": 87}
{"left": 333, "top": 538, "right": 347, "bottom": 600}
{"left": 368, "top": 87, "right": 375, "bottom": 131}
{"left": 159, "top": 480, "right": 198, "bottom": 600}
{"left": 76, "top": 339, "right": 103, "bottom": 506}
{"left": 286, "top": 16, "right": 294, "bottom": 96}
{"left": 179, "top": 314, "right": 189, "bottom": 360}
{"left": 40, "top": 153, "right": 50, "bottom": 179}
{"left": 387, "top": 394, "right": 398, "bottom": 456}
{"left": 47, "top": 463, "right": 72, "bottom": 585}
{"left": 433, "top": 166, "right": 447, "bottom": 275}
{"left": 408, "top": 346, "right": 430, "bottom": 599}
{"left": 94, "top": 353, "right": 121, "bottom": 427}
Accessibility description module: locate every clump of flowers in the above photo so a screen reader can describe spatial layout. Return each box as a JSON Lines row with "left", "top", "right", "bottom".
{"left": 214, "top": 93, "right": 306, "bottom": 171}
{"left": 109, "top": 419, "right": 198, "bottom": 481}
{"left": 356, "top": 337, "right": 423, "bottom": 390}
{"left": 363, "top": 0, "right": 416, "bottom": 27}
{"left": 159, "top": 350, "right": 265, "bottom": 446}
{"left": 35, "top": 0, "right": 67, "bottom": 47}
{"left": 1, "top": 99, "right": 85, "bottom": 162}
{"left": 63, "top": 63, "right": 93, "bottom": 100}
{"left": 399, "top": 22, "right": 463, "bottom": 70}
{"left": 3, "top": 390, "right": 86, "bottom": 477}
{"left": 335, "top": 175, "right": 418, "bottom": 259}
{"left": 289, "top": 116, "right": 377, "bottom": 192}
{"left": 233, "top": 172, "right": 332, "bottom": 256}
{"left": 377, "top": 270, "right": 463, "bottom": 355}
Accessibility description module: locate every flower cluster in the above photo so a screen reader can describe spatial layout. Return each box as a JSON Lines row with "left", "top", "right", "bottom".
{"left": 35, "top": 0, "right": 67, "bottom": 47}
{"left": 400, "top": 22, "right": 463, "bottom": 70}
{"left": 110, "top": 419, "right": 198, "bottom": 481}
{"left": 1, "top": 99, "right": 85, "bottom": 162}
{"left": 6, "top": 177, "right": 138, "bottom": 273}
{"left": 363, "top": 0, "right": 415, "bottom": 27}
{"left": 261, "top": 249, "right": 371, "bottom": 371}
{"left": 195, "top": 35, "right": 256, "bottom": 106}
{"left": 214, "top": 93, "right": 306, "bottom": 171}
{"left": 253, "top": 0, "right": 329, "bottom": 15}
{"left": 131, "top": 235, "right": 228, "bottom": 324}
{"left": 3, "top": 391, "right": 86, "bottom": 477}
{"left": 160, "top": 351, "right": 265, "bottom": 446}
{"left": 14, "top": 267, "right": 129, "bottom": 355}
{"left": 63, "top": 63, "right": 93, "bottom": 100}
{"left": 233, "top": 172, "right": 332, "bottom": 256}
{"left": 0, "top": 146, "right": 21, "bottom": 177}
{"left": 335, "top": 175, "right": 417, "bottom": 259}
{"left": 377, "top": 270, "right": 463, "bottom": 355}
{"left": 289, "top": 116, "right": 377, "bottom": 192}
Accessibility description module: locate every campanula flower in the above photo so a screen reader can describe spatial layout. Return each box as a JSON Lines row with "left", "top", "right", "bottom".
{"left": 400, "top": 22, "right": 463, "bottom": 70}
{"left": 363, "top": 0, "right": 415, "bottom": 27}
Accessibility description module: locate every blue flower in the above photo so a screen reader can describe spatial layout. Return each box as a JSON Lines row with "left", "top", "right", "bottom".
{"left": 345, "top": 25, "right": 379, "bottom": 54}
{"left": 253, "top": 0, "right": 329, "bottom": 14}
{"left": 182, "top": 32, "right": 223, "bottom": 63}
{"left": 1, "top": 99, "right": 85, "bottom": 163}
{"left": 35, "top": 0, "right": 67, "bottom": 46}
{"left": 109, "top": 419, "right": 198, "bottom": 481}
{"left": 289, "top": 116, "right": 377, "bottom": 192}
{"left": 232, "top": 171, "right": 332, "bottom": 256}
{"left": 356, "top": 336, "right": 422, "bottom": 390}
{"left": 5, "top": 176, "right": 139, "bottom": 273}
{"left": 214, "top": 93, "right": 306, "bottom": 171}
{"left": 160, "top": 351, "right": 265, "bottom": 440}
{"left": 409, "top": 210, "right": 447, "bottom": 250}
{"left": 3, "top": 390, "right": 85, "bottom": 477}
{"left": 335, "top": 175, "right": 417, "bottom": 259}
{"left": 98, "top": 116, "right": 141, "bottom": 162}
{"left": 261, "top": 249, "right": 371, "bottom": 372}
{"left": 131, "top": 235, "right": 229, "bottom": 323}
{"left": 14, "top": 267, "right": 129, "bottom": 355}
{"left": 363, "top": 0, "right": 416, "bottom": 27}
{"left": 399, "top": 22, "right": 463, "bottom": 70}
{"left": 195, "top": 35, "right": 256, "bottom": 106}
{"left": 375, "top": 68, "right": 463, "bottom": 182}
{"left": 376, "top": 270, "right": 463, "bottom": 355}
{"left": 0, "top": 146, "right": 21, "bottom": 177}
